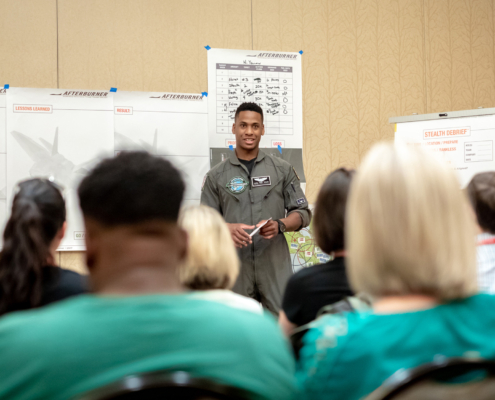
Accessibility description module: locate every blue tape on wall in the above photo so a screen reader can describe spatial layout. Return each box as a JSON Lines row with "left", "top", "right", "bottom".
{"left": 201, "top": 92, "right": 208, "bottom": 97}
{"left": 110, "top": 88, "right": 117, "bottom": 92}
{"left": 229, "top": 145, "right": 234, "bottom": 151}
{"left": 205, "top": 45, "right": 211, "bottom": 50}
{"left": 278, "top": 145, "right": 282, "bottom": 154}
{"left": 299, "top": 50, "right": 303, "bottom": 55}
{"left": 4, "top": 84, "right": 9, "bottom": 89}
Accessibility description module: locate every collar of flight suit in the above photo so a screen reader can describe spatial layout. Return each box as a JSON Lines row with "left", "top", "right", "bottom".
{"left": 229, "top": 148, "right": 266, "bottom": 166}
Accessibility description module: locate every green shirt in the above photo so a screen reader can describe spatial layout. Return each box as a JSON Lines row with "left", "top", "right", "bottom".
{"left": 296, "top": 294, "right": 495, "bottom": 400}
{"left": 0, "top": 293, "right": 297, "bottom": 400}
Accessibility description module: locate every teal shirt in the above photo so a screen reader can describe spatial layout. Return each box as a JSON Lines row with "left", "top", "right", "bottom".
{"left": 296, "top": 294, "right": 495, "bottom": 400}
{"left": 0, "top": 294, "right": 297, "bottom": 400}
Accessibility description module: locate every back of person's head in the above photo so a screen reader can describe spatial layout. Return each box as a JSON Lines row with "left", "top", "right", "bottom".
{"left": 467, "top": 172, "right": 495, "bottom": 234}
{"left": 0, "top": 178, "right": 65, "bottom": 315}
{"left": 78, "top": 151, "right": 184, "bottom": 227}
{"left": 313, "top": 168, "right": 355, "bottom": 254}
{"left": 347, "top": 143, "right": 477, "bottom": 301}
{"left": 179, "top": 205, "right": 239, "bottom": 290}
{"left": 78, "top": 151, "right": 186, "bottom": 277}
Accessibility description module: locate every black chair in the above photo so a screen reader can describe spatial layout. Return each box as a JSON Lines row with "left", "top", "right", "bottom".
{"left": 365, "top": 357, "right": 495, "bottom": 400}
{"left": 75, "top": 370, "right": 253, "bottom": 400}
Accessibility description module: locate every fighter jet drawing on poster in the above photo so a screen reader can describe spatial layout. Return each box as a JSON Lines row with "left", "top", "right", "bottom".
{"left": 10, "top": 128, "right": 95, "bottom": 189}
{"left": 114, "top": 129, "right": 158, "bottom": 154}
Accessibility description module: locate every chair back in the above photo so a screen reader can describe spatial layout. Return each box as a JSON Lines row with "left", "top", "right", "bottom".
{"left": 75, "top": 370, "right": 252, "bottom": 400}
{"left": 365, "top": 357, "right": 495, "bottom": 400}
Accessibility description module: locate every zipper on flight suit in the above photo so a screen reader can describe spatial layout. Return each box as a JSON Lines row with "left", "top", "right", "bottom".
{"left": 249, "top": 188, "right": 255, "bottom": 285}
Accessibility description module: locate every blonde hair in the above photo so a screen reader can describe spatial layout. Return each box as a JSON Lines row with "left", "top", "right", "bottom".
{"left": 179, "top": 205, "right": 239, "bottom": 290}
{"left": 347, "top": 142, "right": 477, "bottom": 300}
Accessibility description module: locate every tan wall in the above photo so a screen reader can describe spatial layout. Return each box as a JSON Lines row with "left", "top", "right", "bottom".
{"left": 1, "top": 0, "right": 495, "bottom": 273}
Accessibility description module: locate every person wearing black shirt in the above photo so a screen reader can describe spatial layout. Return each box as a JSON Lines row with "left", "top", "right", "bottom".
{"left": 279, "top": 168, "right": 355, "bottom": 335}
{"left": 0, "top": 178, "right": 87, "bottom": 316}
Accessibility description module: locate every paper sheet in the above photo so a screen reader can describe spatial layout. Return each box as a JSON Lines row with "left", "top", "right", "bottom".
{"left": 6, "top": 87, "right": 114, "bottom": 250}
{"left": 395, "top": 115, "right": 495, "bottom": 187}
{"left": 114, "top": 91, "right": 209, "bottom": 207}
{"left": 207, "top": 48, "right": 306, "bottom": 183}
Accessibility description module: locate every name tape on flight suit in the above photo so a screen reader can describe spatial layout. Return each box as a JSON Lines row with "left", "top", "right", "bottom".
{"left": 251, "top": 176, "right": 271, "bottom": 187}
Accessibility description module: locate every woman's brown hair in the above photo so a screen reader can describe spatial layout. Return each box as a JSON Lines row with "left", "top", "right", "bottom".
{"left": 313, "top": 168, "right": 355, "bottom": 255}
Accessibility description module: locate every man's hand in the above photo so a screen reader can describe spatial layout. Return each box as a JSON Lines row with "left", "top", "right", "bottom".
{"left": 258, "top": 220, "right": 279, "bottom": 240}
{"left": 227, "top": 223, "right": 254, "bottom": 248}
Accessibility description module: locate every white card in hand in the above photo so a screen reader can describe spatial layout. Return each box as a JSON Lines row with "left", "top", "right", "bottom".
{"left": 249, "top": 217, "right": 273, "bottom": 237}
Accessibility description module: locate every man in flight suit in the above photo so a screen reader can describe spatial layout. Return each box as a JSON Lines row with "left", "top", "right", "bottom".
{"left": 201, "top": 102, "right": 311, "bottom": 314}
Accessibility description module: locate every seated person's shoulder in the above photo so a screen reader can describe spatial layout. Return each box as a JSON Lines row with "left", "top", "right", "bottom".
{"left": 190, "top": 299, "right": 290, "bottom": 349}
{"left": 266, "top": 153, "right": 293, "bottom": 171}
{"left": 285, "top": 261, "right": 342, "bottom": 296}
{"left": 300, "top": 308, "right": 374, "bottom": 356}
{"left": 56, "top": 268, "right": 88, "bottom": 291}
{"left": 41, "top": 267, "right": 89, "bottom": 305}
{"left": 194, "top": 298, "right": 279, "bottom": 332}
{"left": 0, "top": 296, "right": 88, "bottom": 354}
{"left": 289, "top": 263, "right": 319, "bottom": 284}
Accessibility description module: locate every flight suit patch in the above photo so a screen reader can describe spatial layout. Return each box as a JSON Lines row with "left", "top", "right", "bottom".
{"left": 226, "top": 176, "right": 249, "bottom": 194}
{"left": 297, "top": 197, "right": 306, "bottom": 205}
{"left": 251, "top": 176, "right": 271, "bottom": 187}
{"left": 201, "top": 174, "right": 207, "bottom": 191}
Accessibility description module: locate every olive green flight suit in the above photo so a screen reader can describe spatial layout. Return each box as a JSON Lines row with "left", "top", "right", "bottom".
{"left": 201, "top": 150, "right": 311, "bottom": 314}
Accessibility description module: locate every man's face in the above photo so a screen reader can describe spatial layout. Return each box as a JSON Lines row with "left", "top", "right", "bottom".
{"left": 232, "top": 110, "right": 264, "bottom": 152}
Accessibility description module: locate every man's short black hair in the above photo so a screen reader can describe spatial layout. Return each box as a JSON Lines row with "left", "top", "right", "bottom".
{"left": 234, "top": 102, "right": 264, "bottom": 123}
{"left": 467, "top": 172, "right": 495, "bottom": 234}
{"left": 78, "top": 151, "right": 185, "bottom": 226}
{"left": 313, "top": 168, "right": 355, "bottom": 254}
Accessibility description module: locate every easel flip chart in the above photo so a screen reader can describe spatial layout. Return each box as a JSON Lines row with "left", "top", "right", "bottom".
{"left": 392, "top": 108, "right": 495, "bottom": 187}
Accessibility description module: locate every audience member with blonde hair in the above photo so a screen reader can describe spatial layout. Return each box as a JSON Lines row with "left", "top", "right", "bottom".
{"left": 296, "top": 143, "right": 495, "bottom": 400}
{"left": 179, "top": 205, "right": 262, "bottom": 314}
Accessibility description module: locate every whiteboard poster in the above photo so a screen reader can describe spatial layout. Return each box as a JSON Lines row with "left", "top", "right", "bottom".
{"left": 6, "top": 87, "right": 114, "bottom": 251}
{"left": 395, "top": 115, "right": 495, "bottom": 187}
{"left": 114, "top": 91, "right": 209, "bottom": 207}
{"left": 207, "top": 48, "right": 306, "bottom": 182}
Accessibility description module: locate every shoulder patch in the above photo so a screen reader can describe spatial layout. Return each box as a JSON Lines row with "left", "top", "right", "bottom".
{"left": 292, "top": 167, "right": 300, "bottom": 181}
{"left": 297, "top": 197, "right": 306, "bottom": 205}
{"left": 201, "top": 174, "right": 207, "bottom": 191}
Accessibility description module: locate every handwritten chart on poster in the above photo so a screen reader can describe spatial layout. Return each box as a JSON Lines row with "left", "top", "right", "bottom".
{"left": 6, "top": 87, "right": 114, "bottom": 250}
{"left": 114, "top": 91, "right": 209, "bottom": 206}
{"left": 207, "top": 48, "right": 306, "bottom": 184}
{"left": 395, "top": 114, "right": 495, "bottom": 187}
